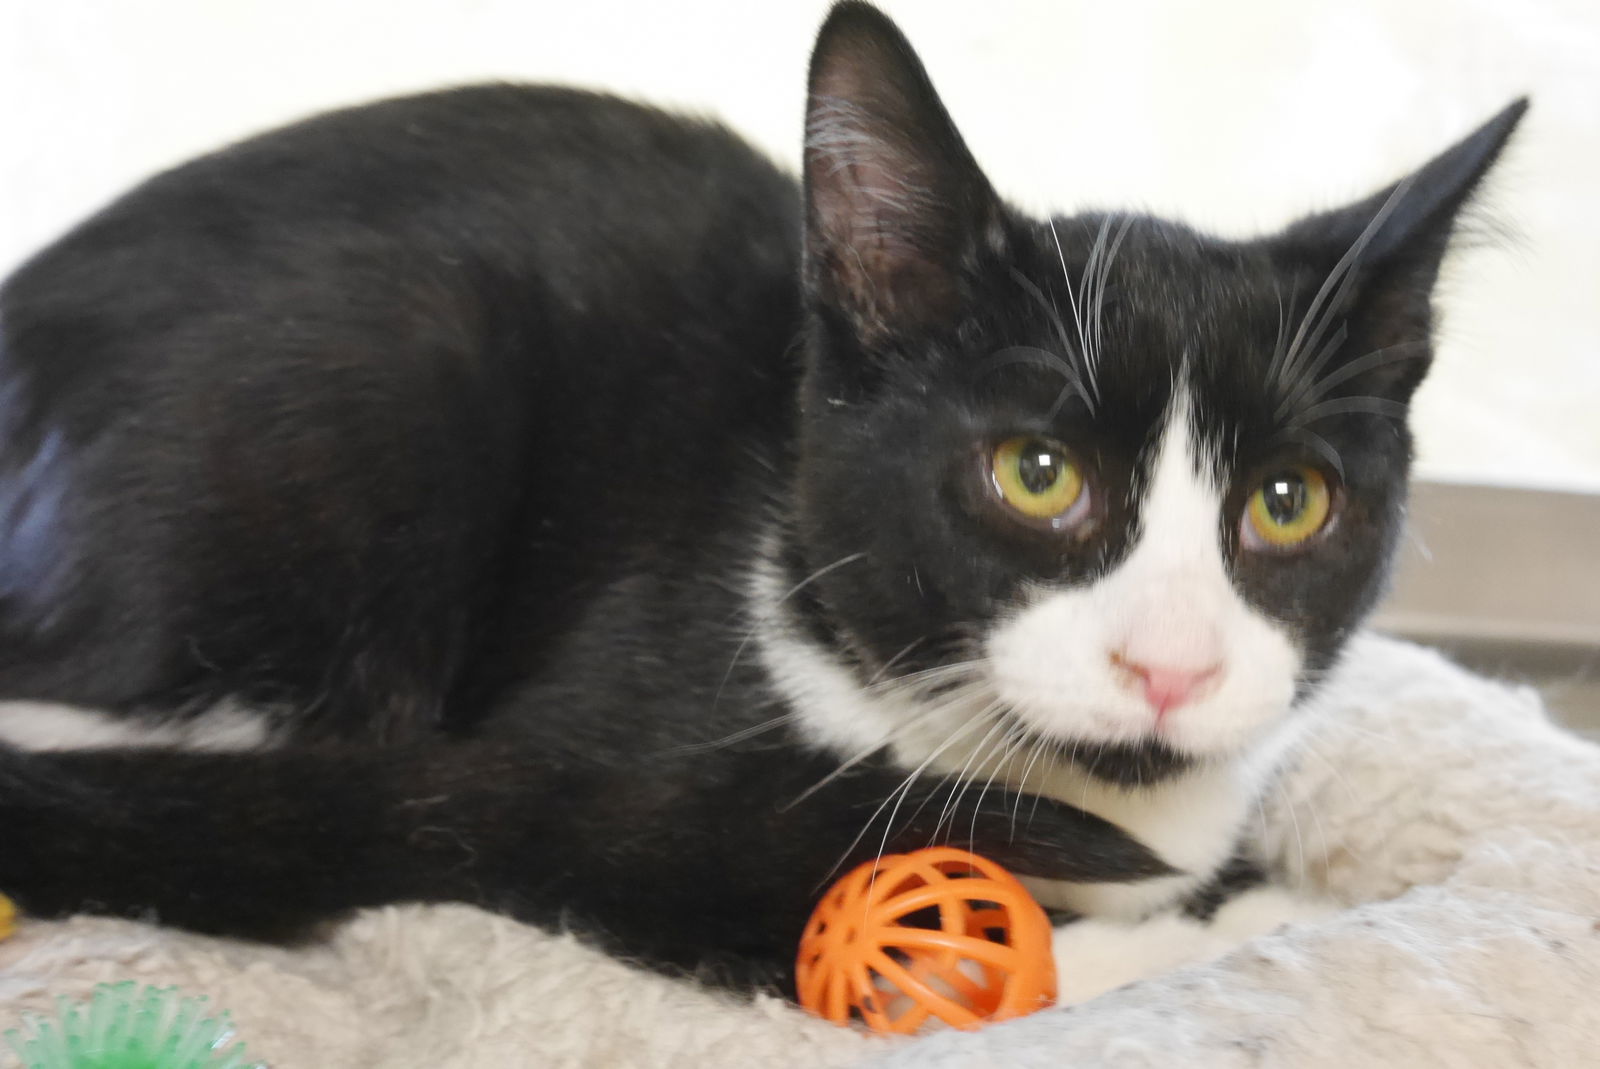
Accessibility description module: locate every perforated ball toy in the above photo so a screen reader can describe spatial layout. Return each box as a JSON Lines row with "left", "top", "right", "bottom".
{"left": 796, "top": 846, "right": 1057, "bottom": 1034}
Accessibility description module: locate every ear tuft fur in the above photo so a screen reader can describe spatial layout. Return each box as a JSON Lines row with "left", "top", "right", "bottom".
{"left": 803, "top": 2, "right": 1001, "bottom": 346}
{"left": 1273, "top": 99, "right": 1528, "bottom": 408}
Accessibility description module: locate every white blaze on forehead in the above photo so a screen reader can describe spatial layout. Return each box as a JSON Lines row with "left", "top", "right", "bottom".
{"left": 1111, "top": 384, "right": 1229, "bottom": 672}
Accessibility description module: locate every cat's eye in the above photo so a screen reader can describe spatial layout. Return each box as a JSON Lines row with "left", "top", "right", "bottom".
{"left": 1242, "top": 466, "right": 1332, "bottom": 549}
{"left": 988, "top": 436, "right": 1087, "bottom": 527}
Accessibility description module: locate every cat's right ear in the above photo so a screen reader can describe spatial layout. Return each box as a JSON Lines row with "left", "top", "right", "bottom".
{"left": 802, "top": 2, "right": 1003, "bottom": 353}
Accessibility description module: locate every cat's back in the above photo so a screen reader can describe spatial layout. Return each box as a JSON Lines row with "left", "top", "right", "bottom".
{"left": 6, "top": 85, "right": 800, "bottom": 356}
{"left": 0, "top": 86, "right": 803, "bottom": 734}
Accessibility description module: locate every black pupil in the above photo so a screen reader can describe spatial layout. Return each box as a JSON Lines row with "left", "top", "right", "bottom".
{"left": 1017, "top": 443, "right": 1062, "bottom": 494}
{"left": 1262, "top": 472, "right": 1307, "bottom": 524}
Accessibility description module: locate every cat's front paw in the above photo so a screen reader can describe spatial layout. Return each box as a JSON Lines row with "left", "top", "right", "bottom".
{"left": 1051, "top": 886, "right": 1339, "bottom": 1004}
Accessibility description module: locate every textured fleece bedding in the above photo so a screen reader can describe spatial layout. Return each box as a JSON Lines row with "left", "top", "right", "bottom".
{"left": 2, "top": 633, "right": 1597, "bottom": 1068}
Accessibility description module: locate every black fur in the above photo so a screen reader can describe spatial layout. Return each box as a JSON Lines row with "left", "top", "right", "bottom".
{"left": 1181, "top": 853, "right": 1268, "bottom": 923}
{"left": 0, "top": 741, "right": 1164, "bottom": 988}
{"left": 0, "top": 2, "right": 1522, "bottom": 994}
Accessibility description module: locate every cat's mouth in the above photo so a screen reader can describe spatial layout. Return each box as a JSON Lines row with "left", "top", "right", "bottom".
{"left": 890, "top": 673, "right": 1204, "bottom": 788}
{"left": 1002, "top": 711, "right": 1195, "bottom": 788}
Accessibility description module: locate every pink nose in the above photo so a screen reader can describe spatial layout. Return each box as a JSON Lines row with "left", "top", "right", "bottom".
{"left": 1112, "top": 655, "right": 1222, "bottom": 718}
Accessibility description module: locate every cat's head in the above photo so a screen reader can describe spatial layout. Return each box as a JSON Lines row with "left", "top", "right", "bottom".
{"left": 789, "top": 1, "right": 1524, "bottom": 785}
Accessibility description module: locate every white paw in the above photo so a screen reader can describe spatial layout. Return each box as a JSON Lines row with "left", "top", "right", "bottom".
{"left": 1051, "top": 887, "right": 1337, "bottom": 1005}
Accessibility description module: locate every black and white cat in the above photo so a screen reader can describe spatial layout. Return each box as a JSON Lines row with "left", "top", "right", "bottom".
{"left": 0, "top": 2, "right": 1521, "bottom": 995}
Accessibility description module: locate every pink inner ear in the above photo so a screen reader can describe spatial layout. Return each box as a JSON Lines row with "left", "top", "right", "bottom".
{"left": 806, "top": 116, "right": 931, "bottom": 263}
{"left": 805, "top": 97, "right": 953, "bottom": 336}
{"left": 802, "top": 9, "right": 999, "bottom": 340}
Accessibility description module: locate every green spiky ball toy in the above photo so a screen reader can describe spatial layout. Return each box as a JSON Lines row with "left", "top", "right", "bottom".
{"left": 5, "top": 982, "right": 263, "bottom": 1069}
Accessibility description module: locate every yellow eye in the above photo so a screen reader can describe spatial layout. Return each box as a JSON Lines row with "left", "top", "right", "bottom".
{"left": 1245, "top": 466, "right": 1332, "bottom": 548}
{"left": 990, "top": 436, "right": 1084, "bottom": 522}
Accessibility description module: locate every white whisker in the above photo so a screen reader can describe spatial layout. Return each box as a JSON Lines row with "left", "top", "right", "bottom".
{"left": 819, "top": 701, "right": 1007, "bottom": 889}
{"left": 1295, "top": 396, "right": 1409, "bottom": 424}
{"left": 1274, "top": 177, "right": 1416, "bottom": 407}
{"left": 968, "top": 724, "right": 1030, "bottom": 847}
{"left": 1089, "top": 215, "right": 1132, "bottom": 390}
{"left": 865, "top": 638, "right": 928, "bottom": 688}
{"left": 1277, "top": 341, "right": 1423, "bottom": 420}
{"left": 783, "top": 677, "right": 990, "bottom": 809}
{"left": 717, "top": 550, "right": 867, "bottom": 706}
{"left": 1010, "top": 733, "right": 1052, "bottom": 838}
{"left": 933, "top": 709, "right": 1014, "bottom": 841}
{"left": 1276, "top": 777, "right": 1308, "bottom": 891}
{"left": 1048, "top": 218, "right": 1097, "bottom": 404}
{"left": 1077, "top": 217, "right": 1111, "bottom": 392}
{"left": 657, "top": 711, "right": 797, "bottom": 756}
{"left": 1273, "top": 323, "right": 1348, "bottom": 423}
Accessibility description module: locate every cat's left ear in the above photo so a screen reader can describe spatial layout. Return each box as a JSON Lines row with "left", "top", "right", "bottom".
{"left": 1275, "top": 99, "right": 1528, "bottom": 404}
{"left": 802, "top": 2, "right": 1004, "bottom": 351}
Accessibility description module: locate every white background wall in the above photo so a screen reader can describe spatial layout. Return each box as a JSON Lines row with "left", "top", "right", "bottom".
{"left": 2, "top": 0, "right": 1596, "bottom": 490}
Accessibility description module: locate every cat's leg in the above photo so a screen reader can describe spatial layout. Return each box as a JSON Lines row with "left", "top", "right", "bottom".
{"left": 0, "top": 739, "right": 1170, "bottom": 992}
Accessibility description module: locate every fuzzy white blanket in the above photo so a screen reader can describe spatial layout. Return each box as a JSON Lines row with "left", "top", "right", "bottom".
{"left": 1, "top": 634, "right": 1596, "bottom": 1068}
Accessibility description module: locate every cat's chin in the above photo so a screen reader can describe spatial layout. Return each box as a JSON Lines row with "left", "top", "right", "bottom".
{"left": 1021, "top": 726, "right": 1195, "bottom": 788}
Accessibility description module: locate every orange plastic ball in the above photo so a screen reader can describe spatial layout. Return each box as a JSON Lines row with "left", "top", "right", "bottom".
{"left": 795, "top": 846, "right": 1057, "bottom": 1034}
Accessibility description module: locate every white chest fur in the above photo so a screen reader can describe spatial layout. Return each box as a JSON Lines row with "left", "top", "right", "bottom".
{"left": 1017, "top": 752, "right": 1273, "bottom": 917}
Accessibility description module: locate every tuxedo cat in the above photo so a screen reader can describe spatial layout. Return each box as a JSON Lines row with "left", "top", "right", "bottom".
{"left": 0, "top": 2, "right": 1522, "bottom": 994}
